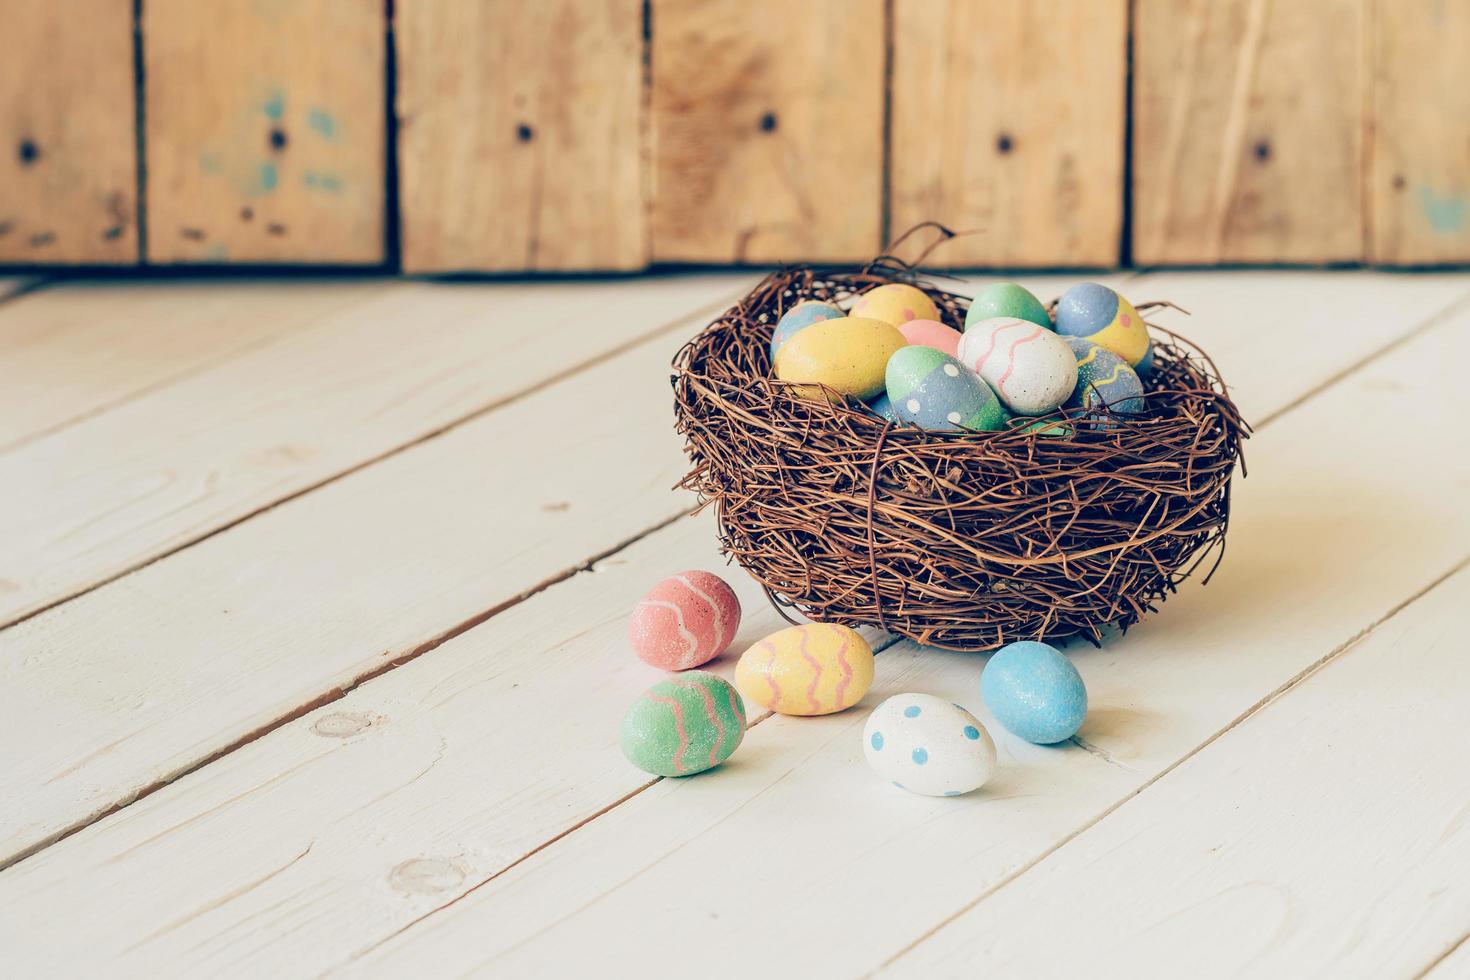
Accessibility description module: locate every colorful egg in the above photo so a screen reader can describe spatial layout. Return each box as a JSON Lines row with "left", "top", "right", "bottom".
{"left": 957, "top": 317, "right": 1078, "bottom": 416}
{"left": 735, "top": 623, "right": 874, "bottom": 716}
{"left": 867, "top": 392, "right": 900, "bottom": 422}
{"left": 885, "top": 346, "right": 1008, "bottom": 432}
{"left": 1018, "top": 418, "right": 1073, "bottom": 438}
{"left": 850, "top": 283, "right": 940, "bottom": 327}
{"left": 1064, "top": 337, "right": 1145, "bottom": 417}
{"left": 620, "top": 671, "right": 747, "bottom": 777}
{"left": 897, "top": 318, "right": 963, "bottom": 357}
{"left": 1054, "top": 282, "right": 1151, "bottom": 369}
{"left": 773, "top": 317, "right": 906, "bottom": 400}
{"left": 770, "top": 300, "right": 844, "bottom": 357}
{"left": 981, "top": 641, "right": 1088, "bottom": 744}
{"left": 628, "top": 571, "right": 742, "bottom": 671}
{"left": 863, "top": 694, "right": 998, "bottom": 797}
{"left": 966, "top": 282, "right": 1050, "bottom": 331}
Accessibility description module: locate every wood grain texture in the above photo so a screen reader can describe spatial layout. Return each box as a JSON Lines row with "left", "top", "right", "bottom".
{"left": 142, "top": 0, "right": 385, "bottom": 264}
{"left": 889, "top": 0, "right": 1127, "bottom": 268}
{"left": 397, "top": 0, "right": 647, "bottom": 272}
{"left": 0, "top": 0, "right": 137, "bottom": 264}
{"left": 3, "top": 272, "right": 1464, "bottom": 974}
{"left": 0, "top": 279, "right": 392, "bottom": 453}
{"left": 0, "top": 278, "right": 747, "bottom": 865}
{"left": 352, "top": 292, "right": 1470, "bottom": 977}
{"left": 1132, "top": 0, "right": 1366, "bottom": 265}
{"left": 0, "top": 273, "right": 744, "bottom": 628}
{"left": 650, "top": 0, "right": 885, "bottom": 264}
{"left": 1369, "top": 0, "right": 1470, "bottom": 265}
{"left": 892, "top": 564, "right": 1470, "bottom": 979}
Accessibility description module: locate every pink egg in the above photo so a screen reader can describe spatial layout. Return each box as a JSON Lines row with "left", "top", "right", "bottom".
{"left": 628, "top": 571, "right": 742, "bottom": 671}
{"left": 898, "top": 319, "right": 962, "bottom": 358}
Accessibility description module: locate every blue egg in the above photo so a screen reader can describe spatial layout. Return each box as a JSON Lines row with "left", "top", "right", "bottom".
{"left": 981, "top": 641, "right": 1087, "bottom": 744}
{"left": 1054, "top": 283, "right": 1151, "bottom": 369}
{"left": 770, "top": 301, "right": 843, "bottom": 357}
{"left": 1063, "top": 337, "right": 1145, "bottom": 417}
{"left": 885, "top": 346, "right": 1008, "bottom": 432}
{"left": 867, "top": 391, "right": 900, "bottom": 422}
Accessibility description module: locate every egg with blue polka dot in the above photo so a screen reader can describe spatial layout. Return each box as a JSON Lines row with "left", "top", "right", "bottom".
{"left": 1064, "top": 336, "right": 1146, "bottom": 419}
{"left": 862, "top": 693, "right": 997, "bottom": 797}
{"left": 885, "top": 346, "right": 1008, "bottom": 432}
{"left": 1054, "top": 282, "right": 1153, "bottom": 371}
{"left": 769, "top": 300, "right": 844, "bottom": 358}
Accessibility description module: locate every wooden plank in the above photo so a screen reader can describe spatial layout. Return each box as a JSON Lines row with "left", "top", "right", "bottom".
{"left": 142, "top": 0, "right": 385, "bottom": 265}
{"left": 397, "top": 0, "right": 647, "bottom": 273}
{"left": 889, "top": 0, "right": 1127, "bottom": 268}
{"left": 0, "top": 277, "right": 37, "bottom": 301}
{"left": 0, "top": 272, "right": 1459, "bottom": 973}
{"left": 0, "top": 274, "right": 747, "bottom": 864}
{"left": 0, "top": 279, "right": 393, "bottom": 453}
{"left": 0, "top": 0, "right": 137, "bottom": 264}
{"left": 1425, "top": 936, "right": 1470, "bottom": 978}
{"left": 1369, "top": 0, "right": 1470, "bottom": 265}
{"left": 891, "top": 564, "right": 1470, "bottom": 978}
{"left": 1132, "top": 0, "right": 1365, "bottom": 265}
{"left": 0, "top": 273, "right": 745, "bottom": 628}
{"left": 649, "top": 0, "right": 885, "bottom": 264}
{"left": 346, "top": 295, "right": 1470, "bottom": 976}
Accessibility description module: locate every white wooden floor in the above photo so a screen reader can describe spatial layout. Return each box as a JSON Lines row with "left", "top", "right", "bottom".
{"left": 1, "top": 268, "right": 1468, "bottom": 979}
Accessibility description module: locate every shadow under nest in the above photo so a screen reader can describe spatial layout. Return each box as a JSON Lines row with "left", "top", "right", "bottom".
{"left": 672, "top": 256, "right": 1249, "bottom": 652}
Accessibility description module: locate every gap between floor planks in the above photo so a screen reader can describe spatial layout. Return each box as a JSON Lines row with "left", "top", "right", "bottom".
{"left": 5, "top": 274, "right": 1464, "bottom": 975}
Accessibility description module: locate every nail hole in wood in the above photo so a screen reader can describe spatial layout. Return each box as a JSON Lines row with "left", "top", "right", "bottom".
{"left": 181, "top": 227, "right": 206, "bottom": 241}
{"left": 240, "top": 206, "right": 254, "bottom": 221}
{"left": 18, "top": 139, "right": 39, "bottom": 165}
{"left": 996, "top": 133, "right": 1014, "bottom": 154}
{"left": 1253, "top": 140, "right": 1270, "bottom": 162}
{"left": 759, "top": 112, "right": 778, "bottom": 133}
{"left": 101, "top": 226, "right": 124, "bottom": 241}
{"left": 1391, "top": 174, "right": 1407, "bottom": 191}
{"left": 516, "top": 123, "right": 534, "bottom": 143}
{"left": 269, "top": 128, "right": 288, "bottom": 151}
{"left": 267, "top": 222, "right": 287, "bottom": 236}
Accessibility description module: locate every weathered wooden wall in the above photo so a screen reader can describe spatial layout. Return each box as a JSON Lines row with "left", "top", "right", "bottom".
{"left": 0, "top": 0, "right": 1466, "bottom": 270}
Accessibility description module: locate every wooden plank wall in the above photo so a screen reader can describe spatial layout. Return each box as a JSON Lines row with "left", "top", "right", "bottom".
{"left": 0, "top": 0, "right": 1467, "bottom": 271}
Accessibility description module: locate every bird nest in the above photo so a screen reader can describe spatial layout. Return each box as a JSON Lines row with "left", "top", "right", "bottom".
{"left": 671, "top": 252, "right": 1248, "bottom": 651}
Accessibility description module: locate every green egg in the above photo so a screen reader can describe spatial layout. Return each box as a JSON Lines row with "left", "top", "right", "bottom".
{"left": 966, "top": 283, "right": 1051, "bottom": 332}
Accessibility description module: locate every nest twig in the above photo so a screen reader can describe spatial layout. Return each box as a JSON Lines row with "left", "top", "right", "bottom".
{"left": 671, "top": 259, "right": 1249, "bottom": 651}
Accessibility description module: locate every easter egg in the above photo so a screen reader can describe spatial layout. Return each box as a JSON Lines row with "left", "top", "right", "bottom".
{"left": 885, "top": 346, "right": 1008, "bottom": 432}
{"left": 1054, "top": 282, "right": 1151, "bottom": 369}
{"left": 628, "top": 570, "right": 742, "bottom": 671}
{"left": 863, "top": 694, "right": 998, "bottom": 797}
{"left": 621, "top": 671, "right": 747, "bottom": 776}
{"left": 897, "top": 318, "right": 963, "bottom": 357}
{"left": 770, "top": 300, "right": 844, "bottom": 357}
{"left": 966, "top": 282, "right": 1050, "bottom": 331}
{"left": 1018, "top": 418, "right": 1073, "bottom": 438}
{"left": 981, "top": 641, "right": 1087, "bottom": 744}
{"left": 957, "top": 317, "right": 1078, "bottom": 416}
{"left": 736, "top": 623, "right": 874, "bottom": 716}
{"left": 774, "top": 317, "right": 906, "bottom": 400}
{"left": 1064, "top": 337, "right": 1145, "bottom": 417}
{"left": 867, "top": 392, "right": 900, "bottom": 422}
{"left": 850, "top": 283, "right": 940, "bottom": 327}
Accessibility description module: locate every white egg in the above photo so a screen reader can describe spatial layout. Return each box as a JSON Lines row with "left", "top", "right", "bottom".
{"left": 862, "top": 693, "right": 997, "bottom": 797}
{"left": 957, "top": 316, "right": 1078, "bottom": 416}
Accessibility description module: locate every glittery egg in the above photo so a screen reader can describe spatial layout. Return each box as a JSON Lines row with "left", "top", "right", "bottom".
{"left": 957, "top": 316, "right": 1077, "bottom": 416}
{"left": 1054, "top": 282, "right": 1151, "bottom": 369}
{"left": 863, "top": 694, "right": 997, "bottom": 797}
{"left": 867, "top": 391, "right": 900, "bottom": 422}
{"left": 620, "top": 672, "right": 746, "bottom": 776}
{"left": 885, "top": 346, "right": 1008, "bottom": 432}
{"left": 769, "top": 300, "right": 844, "bottom": 357}
{"left": 897, "top": 318, "right": 963, "bottom": 357}
{"left": 1064, "top": 337, "right": 1145, "bottom": 418}
{"left": 966, "top": 282, "right": 1051, "bottom": 331}
{"left": 736, "top": 623, "right": 874, "bottom": 716}
{"left": 981, "top": 641, "right": 1088, "bottom": 744}
{"left": 773, "top": 316, "right": 906, "bottom": 400}
{"left": 850, "top": 283, "right": 940, "bottom": 327}
{"left": 627, "top": 571, "right": 742, "bottom": 671}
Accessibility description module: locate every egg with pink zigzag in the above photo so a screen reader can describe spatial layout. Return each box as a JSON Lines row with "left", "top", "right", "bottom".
{"left": 958, "top": 316, "right": 1078, "bottom": 416}
{"left": 736, "top": 623, "right": 874, "bottom": 716}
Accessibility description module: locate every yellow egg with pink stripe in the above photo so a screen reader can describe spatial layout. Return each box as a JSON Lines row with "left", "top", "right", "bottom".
{"left": 736, "top": 624, "right": 875, "bottom": 716}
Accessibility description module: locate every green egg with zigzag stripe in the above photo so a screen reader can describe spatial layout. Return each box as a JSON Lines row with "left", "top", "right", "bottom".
{"left": 621, "top": 671, "right": 747, "bottom": 777}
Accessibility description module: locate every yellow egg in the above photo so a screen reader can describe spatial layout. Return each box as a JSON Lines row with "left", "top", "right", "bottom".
{"left": 773, "top": 316, "right": 905, "bottom": 400}
{"left": 736, "top": 624, "right": 874, "bottom": 716}
{"left": 850, "top": 283, "right": 941, "bottom": 327}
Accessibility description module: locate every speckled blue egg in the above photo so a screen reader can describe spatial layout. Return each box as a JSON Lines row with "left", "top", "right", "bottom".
{"left": 1064, "top": 337, "right": 1145, "bottom": 417}
{"left": 867, "top": 391, "right": 899, "bottom": 422}
{"left": 981, "top": 641, "right": 1087, "bottom": 744}
{"left": 885, "top": 346, "right": 1008, "bottom": 431}
{"left": 1053, "top": 282, "right": 1151, "bottom": 369}
{"left": 769, "top": 300, "right": 844, "bottom": 357}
